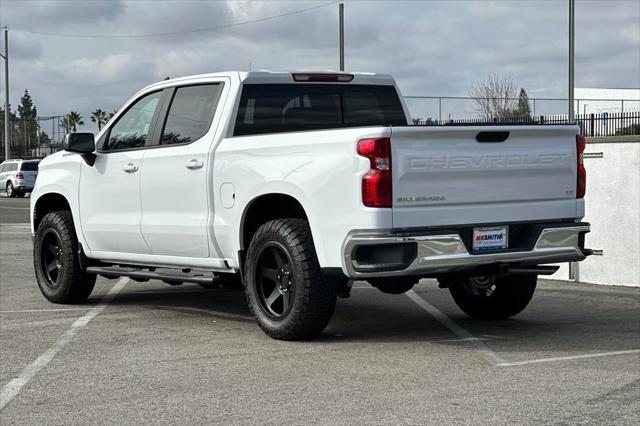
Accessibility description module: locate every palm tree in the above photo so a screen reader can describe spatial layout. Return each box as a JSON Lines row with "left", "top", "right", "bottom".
{"left": 58, "top": 116, "right": 71, "bottom": 134}
{"left": 66, "top": 111, "right": 84, "bottom": 132}
{"left": 106, "top": 109, "right": 117, "bottom": 122}
{"left": 90, "top": 108, "right": 108, "bottom": 130}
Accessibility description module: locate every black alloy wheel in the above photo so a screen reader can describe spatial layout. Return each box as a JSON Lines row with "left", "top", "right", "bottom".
{"left": 254, "top": 242, "right": 296, "bottom": 319}
{"left": 39, "top": 229, "right": 65, "bottom": 288}
{"left": 34, "top": 210, "right": 96, "bottom": 303}
{"left": 441, "top": 274, "right": 538, "bottom": 319}
{"left": 243, "top": 218, "right": 338, "bottom": 340}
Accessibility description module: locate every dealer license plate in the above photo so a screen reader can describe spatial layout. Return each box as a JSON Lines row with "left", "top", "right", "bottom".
{"left": 472, "top": 226, "right": 508, "bottom": 251}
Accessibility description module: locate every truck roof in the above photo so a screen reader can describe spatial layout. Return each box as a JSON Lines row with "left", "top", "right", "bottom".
{"left": 141, "top": 70, "right": 396, "bottom": 93}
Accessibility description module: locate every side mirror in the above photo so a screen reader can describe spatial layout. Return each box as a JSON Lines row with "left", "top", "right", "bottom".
{"left": 64, "top": 133, "right": 95, "bottom": 154}
{"left": 64, "top": 133, "right": 96, "bottom": 166}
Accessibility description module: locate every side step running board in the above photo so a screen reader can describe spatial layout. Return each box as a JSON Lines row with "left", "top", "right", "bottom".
{"left": 85, "top": 266, "right": 215, "bottom": 285}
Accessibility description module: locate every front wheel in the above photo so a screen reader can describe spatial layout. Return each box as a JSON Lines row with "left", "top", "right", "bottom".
{"left": 441, "top": 274, "right": 537, "bottom": 319}
{"left": 34, "top": 211, "right": 96, "bottom": 303}
{"left": 244, "top": 218, "right": 337, "bottom": 340}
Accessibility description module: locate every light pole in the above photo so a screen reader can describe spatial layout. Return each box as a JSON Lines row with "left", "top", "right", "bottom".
{"left": 568, "top": 0, "right": 575, "bottom": 124}
{"left": 1, "top": 27, "right": 9, "bottom": 161}
{"left": 339, "top": 3, "right": 344, "bottom": 71}
{"left": 568, "top": 0, "right": 579, "bottom": 282}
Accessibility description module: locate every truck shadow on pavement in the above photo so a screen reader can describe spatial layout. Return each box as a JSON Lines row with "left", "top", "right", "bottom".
{"left": 95, "top": 282, "right": 640, "bottom": 356}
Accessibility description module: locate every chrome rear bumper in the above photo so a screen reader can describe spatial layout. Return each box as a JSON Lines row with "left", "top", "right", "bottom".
{"left": 343, "top": 225, "right": 590, "bottom": 279}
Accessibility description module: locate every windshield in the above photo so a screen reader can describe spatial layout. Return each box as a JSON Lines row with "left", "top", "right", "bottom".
{"left": 234, "top": 84, "right": 407, "bottom": 136}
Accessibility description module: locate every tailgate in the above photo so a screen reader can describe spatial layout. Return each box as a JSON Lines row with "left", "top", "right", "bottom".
{"left": 391, "top": 125, "right": 580, "bottom": 228}
{"left": 20, "top": 171, "right": 37, "bottom": 184}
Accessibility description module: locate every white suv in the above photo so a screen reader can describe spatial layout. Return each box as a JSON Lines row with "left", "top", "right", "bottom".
{"left": 0, "top": 159, "right": 39, "bottom": 197}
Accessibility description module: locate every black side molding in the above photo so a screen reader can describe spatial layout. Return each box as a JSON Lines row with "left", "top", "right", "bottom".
{"left": 476, "top": 131, "right": 510, "bottom": 143}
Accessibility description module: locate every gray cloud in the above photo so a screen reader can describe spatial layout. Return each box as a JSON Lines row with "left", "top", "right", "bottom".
{"left": 0, "top": 0, "right": 638, "bottom": 131}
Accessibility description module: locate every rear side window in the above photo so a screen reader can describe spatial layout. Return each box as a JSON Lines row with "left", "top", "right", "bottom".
{"left": 20, "top": 162, "right": 39, "bottom": 171}
{"left": 160, "top": 84, "right": 221, "bottom": 145}
{"left": 234, "top": 84, "right": 407, "bottom": 136}
{"left": 5, "top": 163, "right": 17, "bottom": 172}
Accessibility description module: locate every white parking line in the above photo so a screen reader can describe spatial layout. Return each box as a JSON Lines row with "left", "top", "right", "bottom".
{"left": 405, "top": 290, "right": 506, "bottom": 365}
{"left": 496, "top": 349, "right": 640, "bottom": 367}
{"left": 0, "top": 277, "right": 129, "bottom": 411}
{"left": 0, "top": 308, "right": 91, "bottom": 313}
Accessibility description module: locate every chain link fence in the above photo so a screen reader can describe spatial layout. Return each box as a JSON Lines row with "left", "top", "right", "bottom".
{"left": 1, "top": 96, "right": 638, "bottom": 162}
{"left": 1, "top": 115, "right": 66, "bottom": 162}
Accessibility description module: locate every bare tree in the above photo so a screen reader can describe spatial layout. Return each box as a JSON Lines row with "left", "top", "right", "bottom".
{"left": 469, "top": 75, "right": 518, "bottom": 121}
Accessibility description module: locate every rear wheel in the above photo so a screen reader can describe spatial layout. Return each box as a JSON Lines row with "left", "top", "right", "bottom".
{"left": 34, "top": 211, "right": 96, "bottom": 303}
{"left": 6, "top": 182, "right": 15, "bottom": 198}
{"left": 369, "top": 277, "right": 418, "bottom": 295}
{"left": 441, "top": 274, "right": 537, "bottom": 319}
{"left": 244, "top": 218, "right": 337, "bottom": 340}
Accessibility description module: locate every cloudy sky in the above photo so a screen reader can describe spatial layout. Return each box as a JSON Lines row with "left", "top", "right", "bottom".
{"left": 1, "top": 0, "right": 639, "bottom": 132}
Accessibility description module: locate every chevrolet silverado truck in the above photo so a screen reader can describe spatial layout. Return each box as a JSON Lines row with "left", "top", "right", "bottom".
{"left": 30, "top": 71, "right": 591, "bottom": 340}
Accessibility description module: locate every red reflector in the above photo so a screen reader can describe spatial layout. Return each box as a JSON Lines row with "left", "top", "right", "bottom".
{"left": 292, "top": 73, "right": 354, "bottom": 82}
{"left": 16, "top": 172, "right": 24, "bottom": 179}
{"left": 576, "top": 135, "right": 586, "bottom": 198}
{"left": 357, "top": 138, "right": 392, "bottom": 208}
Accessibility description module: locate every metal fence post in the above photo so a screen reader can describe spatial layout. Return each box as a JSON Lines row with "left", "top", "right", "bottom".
{"left": 590, "top": 113, "right": 595, "bottom": 137}
{"left": 533, "top": 98, "right": 536, "bottom": 116}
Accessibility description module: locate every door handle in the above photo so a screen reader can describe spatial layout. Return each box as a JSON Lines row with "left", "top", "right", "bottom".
{"left": 185, "top": 159, "right": 204, "bottom": 170}
{"left": 123, "top": 163, "right": 139, "bottom": 173}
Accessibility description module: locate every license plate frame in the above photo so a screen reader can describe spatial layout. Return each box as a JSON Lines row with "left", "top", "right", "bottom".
{"left": 472, "top": 226, "right": 508, "bottom": 251}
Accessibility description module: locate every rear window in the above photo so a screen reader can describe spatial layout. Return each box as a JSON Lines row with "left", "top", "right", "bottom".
{"left": 234, "top": 84, "right": 407, "bottom": 136}
{"left": 20, "top": 161, "right": 39, "bottom": 171}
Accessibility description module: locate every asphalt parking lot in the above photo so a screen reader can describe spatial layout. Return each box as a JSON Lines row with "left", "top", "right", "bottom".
{"left": 1, "top": 196, "right": 639, "bottom": 424}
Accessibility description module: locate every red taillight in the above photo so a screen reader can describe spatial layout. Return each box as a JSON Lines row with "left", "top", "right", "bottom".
{"left": 15, "top": 172, "right": 24, "bottom": 179}
{"left": 357, "top": 138, "right": 392, "bottom": 208}
{"left": 576, "top": 135, "right": 586, "bottom": 198}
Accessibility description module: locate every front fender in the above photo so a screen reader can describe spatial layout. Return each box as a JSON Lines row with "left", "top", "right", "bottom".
{"left": 30, "top": 154, "right": 86, "bottom": 249}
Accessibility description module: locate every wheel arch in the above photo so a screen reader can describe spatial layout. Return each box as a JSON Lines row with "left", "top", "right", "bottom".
{"left": 240, "top": 193, "right": 309, "bottom": 251}
{"left": 32, "top": 192, "right": 73, "bottom": 231}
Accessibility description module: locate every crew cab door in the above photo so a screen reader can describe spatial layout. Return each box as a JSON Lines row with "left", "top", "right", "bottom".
{"left": 140, "top": 82, "right": 226, "bottom": 258}
{"left": 79, "top": 90, "right": 163, "bottom": 254}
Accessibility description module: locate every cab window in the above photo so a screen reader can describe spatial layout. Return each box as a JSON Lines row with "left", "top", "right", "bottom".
{"left": 160, "top": 84, "right": 221, "bottom": 145}
{"left": 103, "top": 91, "right": 162, "bottom": 151}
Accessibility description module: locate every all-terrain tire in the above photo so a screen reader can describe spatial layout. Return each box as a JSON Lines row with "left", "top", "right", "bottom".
{"left": 33, "top": 211, "right": 96, "bottom": 303}
{"left": 6, "top": 182, "right": 15, "bottom": 198}
{"left": 244, "top": 218, "right": 337, "bottom": 340}
{"left": 441, "top": 274, "right": 537, "bottom": 319}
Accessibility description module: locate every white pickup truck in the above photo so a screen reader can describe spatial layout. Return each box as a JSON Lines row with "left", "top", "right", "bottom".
{"left": 31, "top": 71, "right": 591, "bottom": 340}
